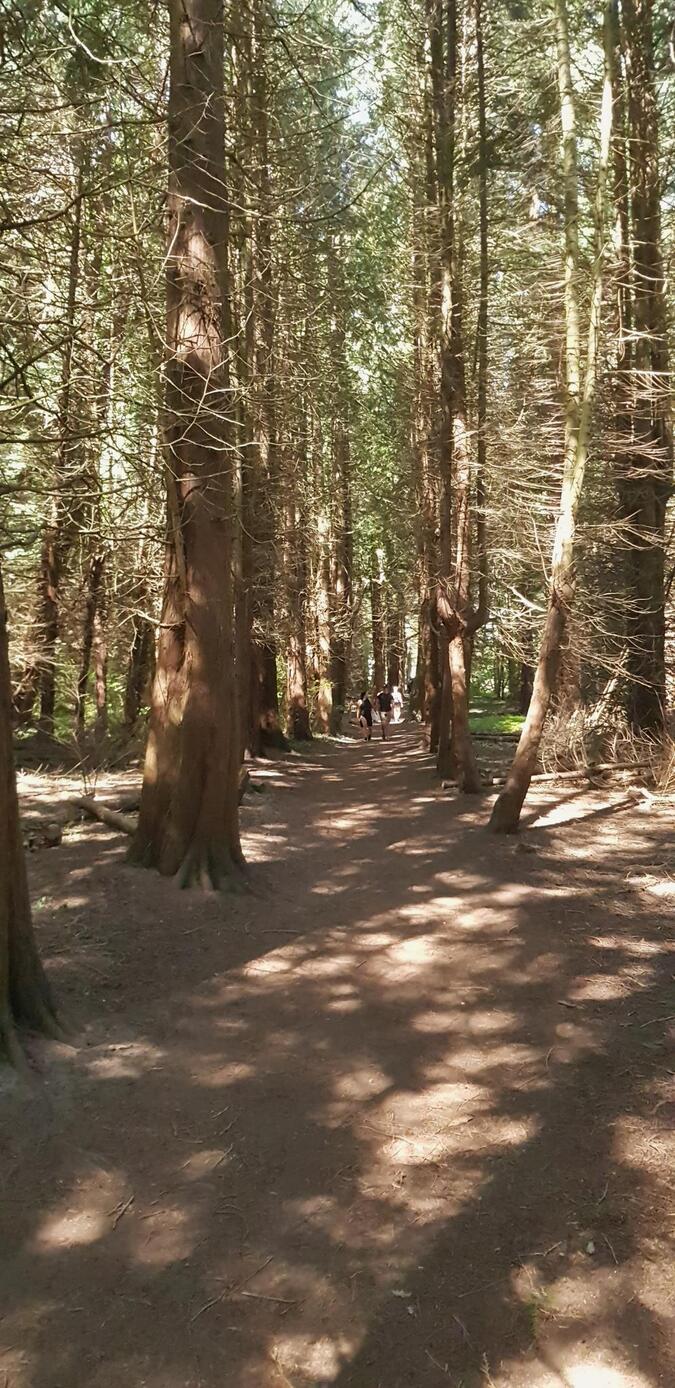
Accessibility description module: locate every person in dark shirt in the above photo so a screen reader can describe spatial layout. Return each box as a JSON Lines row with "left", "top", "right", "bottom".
{"left": 375, "top": 684, "right": 393, "bottom": 740}
{"left": 358, "top": 692, "right": 373, "bottom": 741}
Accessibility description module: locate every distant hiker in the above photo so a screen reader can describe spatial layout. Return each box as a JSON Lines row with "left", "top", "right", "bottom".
{"left": 358, "top": 692, "right": 373, "bottom": 742}
{"left": 375, "top": 684, "right": 393, "bottom": 739}
{"left": 391, "top": 685, "right": 403, "bottom": 722}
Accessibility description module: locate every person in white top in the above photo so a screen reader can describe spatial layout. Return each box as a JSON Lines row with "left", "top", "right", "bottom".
{"left": 391, "top": 685, "right": 403, "bottom": 723}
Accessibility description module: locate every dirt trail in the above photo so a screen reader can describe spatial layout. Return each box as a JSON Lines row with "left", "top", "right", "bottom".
{"left": 1, "top": 729, "right": 674, "bottom": 1388}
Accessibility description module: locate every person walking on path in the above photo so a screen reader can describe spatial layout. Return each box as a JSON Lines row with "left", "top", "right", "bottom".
{"left": 391, "top": 685, "right": 403, "bottom": 723}
{"left": 357, "top": 691, "right": 373, "bottom": 742}
{"left": 375, "top": 685, "right": 393, "bottom": 740}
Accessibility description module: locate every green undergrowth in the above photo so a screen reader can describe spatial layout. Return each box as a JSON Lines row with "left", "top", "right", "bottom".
{"left": 469, "top": 704, "right": 524, "bottom": 736}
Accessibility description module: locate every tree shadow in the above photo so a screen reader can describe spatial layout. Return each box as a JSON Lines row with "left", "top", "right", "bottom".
{"left": 1, "top": 731, "right": 673, "bottom": 1387}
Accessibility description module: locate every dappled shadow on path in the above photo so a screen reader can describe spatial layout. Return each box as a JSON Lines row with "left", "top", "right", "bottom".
{"left": 1, "top": 729, "right": 674, "bottom": 1387}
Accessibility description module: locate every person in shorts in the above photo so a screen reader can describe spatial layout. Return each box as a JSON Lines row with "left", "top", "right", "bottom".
{"left": 375, "top": 685, "right": 393, "bottom": 739}
{"left": 358, "top": 691, "right": 373, "bottom": 741}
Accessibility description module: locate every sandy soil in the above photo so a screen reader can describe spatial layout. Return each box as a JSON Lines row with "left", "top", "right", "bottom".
{"left": 1, "top": 728, "right": 674, "bottom": 1388}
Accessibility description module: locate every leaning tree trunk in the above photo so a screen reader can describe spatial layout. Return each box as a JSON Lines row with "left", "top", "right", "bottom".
{"left": 130, "top": 0, "right": 243, "bottom": 888}
{"left": 490, "top": 0, "right": 613, "bottom": 832}
{"left": 0, "top": 565, "right": 60, "bottom": 1066}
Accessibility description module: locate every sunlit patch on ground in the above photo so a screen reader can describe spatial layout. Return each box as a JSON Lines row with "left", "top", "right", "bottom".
{"left": 4, "top": 733, "right": 674, "bottom": 1387}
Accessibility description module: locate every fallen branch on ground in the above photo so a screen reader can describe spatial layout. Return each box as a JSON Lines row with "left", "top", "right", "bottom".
{"left": 491, "top": 760, "right": 651, "bottom": 787}
{"left": 75, "top": 796, "right": 137, "bottom": 835}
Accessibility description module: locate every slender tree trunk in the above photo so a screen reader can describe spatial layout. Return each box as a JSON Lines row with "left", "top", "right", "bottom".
{"left": 371, "top": 554, "right": 387, "bottom": 692}
{"left": 315, "top": 532, "right": 333, "bottom": 733}
{"left": 123, "top": 608, "right": 155, "bottom": 734}
{"left": 36, "top": 143, "right": 88, "bottom": 734}
{"left": 0, "top": 565, "right": 60, "bottom": 1066}
{"left": 326, "top": 245, "right": 353, "bottom": 732}
{"left": 328, "top": 415, "right": 353, "bottom": 732}
{"left": 92, "top": 595, "right": 108, "bottom": 740}
{"left": 490, "top": 0, "right": 613, "bottom": 831}
{"left": 430, "top": 0, "right": 484, "bottom": 791}
{"left": 285, "top": 449, "right": 312, "bottom": 740}
{"left": 247, "top": 0, "right": 287, "bottom": 755}
{"left": 387, "top": 602, "right": 403, "bottom": 687}
{"left": 75, "top": 553, "right": 105, "bottom": 733}
{"left": 411, "top": 25, "right": 442, "bottom": 740}
{"left": 122, "top": 491, "right": 156, "bottom": 736}
{"left": 131, "top": 0, "right": 243, "bottom": 887}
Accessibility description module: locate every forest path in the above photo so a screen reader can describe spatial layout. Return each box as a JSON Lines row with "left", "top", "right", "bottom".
{"left": 2, "top": 727, "right": 674, "bottom": 1388}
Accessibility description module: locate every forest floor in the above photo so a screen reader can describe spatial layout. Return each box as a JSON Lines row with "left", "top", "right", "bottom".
{"left": 2, "top": 726, "right": 674, "bottom": 1388}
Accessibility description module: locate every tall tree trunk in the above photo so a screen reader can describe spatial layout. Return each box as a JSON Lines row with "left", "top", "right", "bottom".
{"left": 620, "top": 0, "right": 673, "bottom": 729}
{"left": 0, "top": 565, "right": 60, "bottom": 1066}
{"left": 131, "top": 0, "right": 243, "bottom": 887}
{"left": 328, "top": 417, "right": 353, "bottom": 732}
{"left": 75, "top": 552, "right": 105, "bottom": 734}
{"left": 387, "top": 600, "right": 403, "bottom": 687}
{"left": 327, "top": 248, "right": 353, "bottom": 732}
{"left": 490, "top": 0, "right": 614, "bottom": 832}
{"left": 36, "top": 141, "right": 88, "bottom": 735}
{"left": 285, "top": 444, "right": 312, "bottom": 740}
{"left": 371, "top": 553, "right": 387, "bottom": 692}
{"left": 123, "top": 607, "right": 155, "bottom": 734}
{"left": 430, "top": 0, "right": 484, "bottom": 791}
{"left": 122, "top": 491, "right": 156, "bottom": 737}
{"left": 248, "top": 0, "right": 287, "bottom": 755}
{"left": 315, "top": 526, "right": 333, "bottom": 734}
{"left": 412, "top": 24, "right": 441, "bottom": 740}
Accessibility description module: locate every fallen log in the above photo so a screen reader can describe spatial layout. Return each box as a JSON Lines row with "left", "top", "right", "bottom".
{"left": 491, "top": 760, "right": 651, "bottom": 787}
{"left": 77, "top": 770, "right": 250, "bottom": 833}
{"left": 75, "top": 796, "right": 137, "bottom": 836}
{"left": 471, "top": 732, "right": 520, "bottom": 742}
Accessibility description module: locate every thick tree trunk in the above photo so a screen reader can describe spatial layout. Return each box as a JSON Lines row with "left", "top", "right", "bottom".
{"left": 130, "top": 0, "right": 243, "bottom": 887}
{"left": 0, "top": 566, "right": 60, "bottom": 1065}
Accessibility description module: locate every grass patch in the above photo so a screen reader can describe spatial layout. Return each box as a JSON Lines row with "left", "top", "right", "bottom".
{"left": 469, "top": 706, "right": 524, "bottom": 736}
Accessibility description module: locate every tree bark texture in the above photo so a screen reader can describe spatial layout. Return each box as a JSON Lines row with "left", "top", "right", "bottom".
{"left": 131, "top": 0, "right": 243, "bottom": 887}
{"left": 0, "top": 565, "right": 59, "bottom": 1065}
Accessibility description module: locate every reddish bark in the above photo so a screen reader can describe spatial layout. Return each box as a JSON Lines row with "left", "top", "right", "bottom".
{"left": 130, "top": 0, "right": 243, "bottom": 888}
{"left": 0, "top": 565, "right": 60, "bottom": 1065}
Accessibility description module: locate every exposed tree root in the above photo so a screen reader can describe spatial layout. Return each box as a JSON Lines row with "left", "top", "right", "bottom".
{"left": 174, "top": 842, "right": 249, "bottom": 893}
